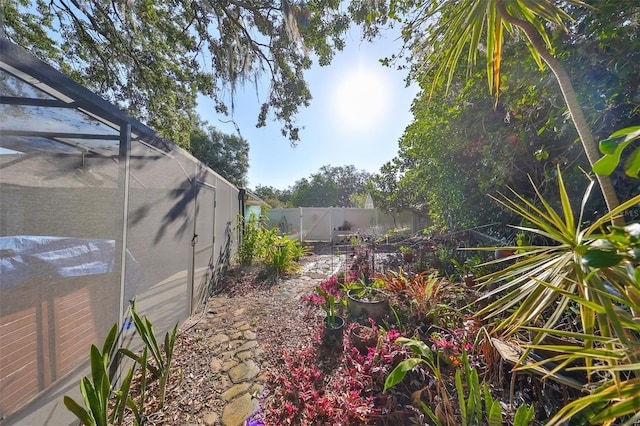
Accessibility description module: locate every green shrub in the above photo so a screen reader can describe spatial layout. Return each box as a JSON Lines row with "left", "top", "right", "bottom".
{"left": 237, "top": 212, "right": 305, "bottom": 279}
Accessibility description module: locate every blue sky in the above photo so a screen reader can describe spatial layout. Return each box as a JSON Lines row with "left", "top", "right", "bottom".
{"left": 196, "top": 27, "right": 420, "bottom": 190}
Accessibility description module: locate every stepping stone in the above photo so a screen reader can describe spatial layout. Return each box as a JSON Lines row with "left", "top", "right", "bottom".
{"left": 229, "top": 331, "right": 244, "bottom": 340}
{"left": 223, "top": 359, "right": 238, "bottom": 372}
{"left": 209, "top": 334, "right": 230, "bottom": 346}
{"left": 202, "top": 411, "right": 219, "bottom": 425}
{"left": 237, "top": 350, "right": 252, "bottom": 361}
{"left": 250, "top": 384, "right": 264, "bottom": 397}
{"left": 221, "top": 393, "right": 258, "bottom": 426}
{"left": 229, "top": 360, "right": 259, "bottom": 383}
{"left": 235, "top": 340, "right": 257, "bottom": 353}
{"left": 221, "top": 382, "right": 251, "bottom": 401}
{"left": 228, "top": 339, "right": 245, "bottom": 350}
{"left": 210, "top": 358, "right": 223, "bottom": 373}
{"left": 220, "top": 350, "right": 235, "bottom": 360}
{"left": 234, "top": 321, "right": 251, "bottom": 330}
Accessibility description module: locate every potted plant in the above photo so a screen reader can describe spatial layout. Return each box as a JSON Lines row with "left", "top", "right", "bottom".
{"left": 316, "top": 286, "right": 344, "bottom": 344}
{"left": 348, "top": 322, "right": 379, "bottom": 354}
{"left": 399, "top": 245, "right": 415, "bottom": 263}
{"left": 343, "top": 275, "right": 389, "bottom": 323}
{"left": 451, "top": 258, "right": 476, "bottom": 287}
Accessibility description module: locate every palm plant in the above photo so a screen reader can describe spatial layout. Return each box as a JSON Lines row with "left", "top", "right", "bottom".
{"left": 385, "top": 0, "right": 621, "bottom": 221}
{"left": 475, "top": 168, "right": 640, "bottom": 423}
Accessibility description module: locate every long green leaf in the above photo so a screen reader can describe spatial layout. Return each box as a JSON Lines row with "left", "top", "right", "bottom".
{"left": 119, "top": 345, "right": 160, "bottom": 382}
{"left": 513, "top": 403, "right": 535, "bottom": 426}
{"left": 64, "top": 396, "right": 95, "bottom": 426}
{"left": 419, "top": 401, "right": 443, "bottom": 426}
{"left": 125, "top": 397, "right": 141, "bottom": 426}
{"left": 487, "top": 399, "right": 502, "bottom": 426}
{"left": 396, "top": 337, "right": 434, "bottom": 362}
{"left": 548, "top": 378, "right": 640, "bottom": 425}
{"left": 139, "top": 346, "right": 148, "bottom": 418}
{"left": 81, "top": 377, "right": 105, "bottom": 426}
{"left": 455, "top": 369, "right": 467, "bottom": 426}
{"left": 383, "top": 358, "right": 423, "bottom": 392}
{"left": 113, "top": 365, "right": 135, "bottom": 426}
{"left": 469, "top": 369, "right": 481, "bottom": 424}
{"left": 89, "top": 345, "right": 109, "bottom": 425}
{"left": 556, "top": 169, "right": 575, "bottom": 235}
{"left": 101, "top": 323, "right": 118, "bottom": 366}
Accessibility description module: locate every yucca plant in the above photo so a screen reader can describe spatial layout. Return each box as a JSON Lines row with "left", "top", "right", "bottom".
{"left": 538, "top": 222, "right": 640, "bottom": 425}
{"left": 474, "top": 168, "right": 640, "bottom": 423}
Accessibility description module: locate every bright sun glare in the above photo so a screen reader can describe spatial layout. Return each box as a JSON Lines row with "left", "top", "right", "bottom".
{"left": 332, "top": 65, "right": 389, "bottom": 132}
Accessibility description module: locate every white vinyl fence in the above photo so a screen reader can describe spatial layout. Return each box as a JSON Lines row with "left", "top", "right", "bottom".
{"left": 266, "top": 207, "right": 417, "bottom": 242}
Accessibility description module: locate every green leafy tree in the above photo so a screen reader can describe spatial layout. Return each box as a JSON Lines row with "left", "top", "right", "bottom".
{"left": 189, "top": 120, "right": 249, "bottom": 187}
{"left": 3, "top": 0, "right": 350, "bottom": 147}
{"left": 252, "top": 185, "right": 292, "bottom": 208}
{"left": 289, "top": 176, "right": 340, "bottom": 207}
{"left": 353, "top": 0, "right": 635, "bottom": 223}
{"left": 362, "top": 1, "right": 640, "bottom": 233}
{"left": 288, "top": 165, "right": 371, "bottom": 207}
{"left": 368, "top": 159, "right": 416, "bottom": 227}
{"left": 325, "top": 165, "right": 372, "bottom": 207}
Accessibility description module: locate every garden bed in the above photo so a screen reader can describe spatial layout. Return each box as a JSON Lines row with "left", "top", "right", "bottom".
{"left": 156, "top": 241, "right": 575, "bottom": 425}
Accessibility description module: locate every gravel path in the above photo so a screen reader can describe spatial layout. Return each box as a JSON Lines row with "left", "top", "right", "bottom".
{"left": 149, "top": 252, "right": 340, "bottom": 426}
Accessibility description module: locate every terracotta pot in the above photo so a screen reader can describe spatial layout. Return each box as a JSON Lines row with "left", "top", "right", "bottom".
{"left": 349, "top": 324, "right": 378, "bottom": 354}
{"left": 464, "top": 274, "right": 476, "bottom": 287}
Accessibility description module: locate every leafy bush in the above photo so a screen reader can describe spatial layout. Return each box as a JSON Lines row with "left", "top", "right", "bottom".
{"left": 237, "top": 212, "right": 305, "bottom": 279}
{"left": 237, "top": 213, "right": 269, "bottom": 265}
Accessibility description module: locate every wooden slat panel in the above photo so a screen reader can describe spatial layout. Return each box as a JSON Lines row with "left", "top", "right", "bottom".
{"left": 0, "top": 307, "right": 40, "bottom": 417}
{"left": 54, "top": 287, "right": 97, "bottom": 378}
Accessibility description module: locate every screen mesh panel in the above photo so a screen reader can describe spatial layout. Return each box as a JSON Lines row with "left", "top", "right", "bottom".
{"left": 1, "top": 40, "right": 241, "bottom": 425}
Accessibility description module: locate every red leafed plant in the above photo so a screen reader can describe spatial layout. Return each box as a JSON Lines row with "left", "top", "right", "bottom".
{"left": 259, "top": 320, "right": 426, "bottom": 425}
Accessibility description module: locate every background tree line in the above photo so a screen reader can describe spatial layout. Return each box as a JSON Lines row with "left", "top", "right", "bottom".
{"left": 253, "top": 165, "right": 371, "bottom": 208}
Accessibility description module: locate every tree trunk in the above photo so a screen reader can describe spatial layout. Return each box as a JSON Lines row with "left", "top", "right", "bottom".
{"left": 496, "top": 1, "right": 623, "bottom": 226}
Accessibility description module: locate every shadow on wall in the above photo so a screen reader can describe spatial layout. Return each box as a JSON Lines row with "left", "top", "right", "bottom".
{"left": 153, "top": 169, "right": 211, "bottom": 246}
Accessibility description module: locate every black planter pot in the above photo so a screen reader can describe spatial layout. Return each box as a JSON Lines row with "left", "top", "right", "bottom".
{"left": 322, "top": 315, "right": 345, "bottom": 345}
{"left": 347, "top": 289, "right": 389, "bottom": 323}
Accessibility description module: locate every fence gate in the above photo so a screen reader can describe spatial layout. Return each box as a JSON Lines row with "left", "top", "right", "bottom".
{"left": 190, "top": 181, "right": 216, "bottom": 313}
{"left": 299, "top": 208, "right": 333, "bottom": 241}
